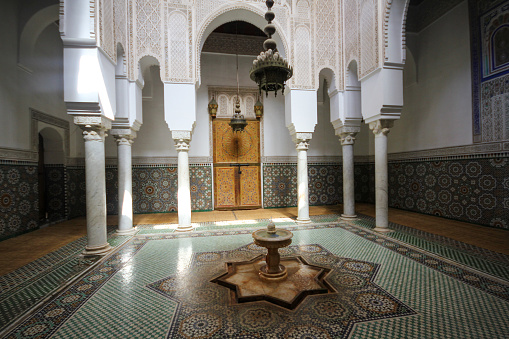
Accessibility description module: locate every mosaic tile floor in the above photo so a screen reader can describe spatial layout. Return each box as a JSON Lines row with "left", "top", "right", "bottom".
{"left": 1, "top": 216, "right": 509, "bottom": 338}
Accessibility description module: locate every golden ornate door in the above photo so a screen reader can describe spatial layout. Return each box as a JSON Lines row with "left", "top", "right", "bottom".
{"left": 213, "top": 119, "right": 261, "bottom": 209}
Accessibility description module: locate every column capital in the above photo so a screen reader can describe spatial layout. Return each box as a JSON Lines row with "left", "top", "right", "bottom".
{"left": 296, "top": 140, "right": 309, "bottom": 151}
{"left": 111, "top": 129, "right": 137, "bottom": 146}
{"left": 336, "top": 125, "right": 361, "bottom": 146}
{"left": 339, "top": 132, "right": 357, "bottom": 146}
{"left": 172, "top": 130, "right": 192, "bottom": 152}
{"left": 369, "top": 119, "right": 394, "bottom": 136}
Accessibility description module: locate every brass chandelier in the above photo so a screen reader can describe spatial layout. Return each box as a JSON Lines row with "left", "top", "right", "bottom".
{"left": 250, "top": 0, "right": 293, "bottom": 97}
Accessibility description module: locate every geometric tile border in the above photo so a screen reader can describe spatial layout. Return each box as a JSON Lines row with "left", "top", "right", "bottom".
{"left": 147, "top": 243, "right": 416, "bottom": 338}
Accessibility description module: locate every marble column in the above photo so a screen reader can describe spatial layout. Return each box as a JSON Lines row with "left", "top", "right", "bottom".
{"left": 294, "top": 133, "right": 312, "bottom": 224}
{"left": 339, "top": 128, "right": 359, "bottom": 220}
{"left": 173, "top": 131, "right": 193, "bottom": 232}
{"left": 111, "top": 129, "right": 137, "bottom": 235}
{"left": 369, "top": 120, "right": 394, "bottom": 232}
{"left": 75, "top": 116, "right": 112, "bottom": 256}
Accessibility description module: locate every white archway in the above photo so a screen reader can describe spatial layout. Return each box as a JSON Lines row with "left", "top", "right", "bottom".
{"left": 196, "top": 4, "right": 290, "bottom": 86}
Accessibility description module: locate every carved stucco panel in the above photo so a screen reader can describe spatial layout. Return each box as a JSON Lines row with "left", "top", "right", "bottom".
{"left": 135, "top": 0, "right": 164, "bottom": 74}
{"left": 114, "top": 0, "right": 128, "bottom": 63}
{"left": 345, "top": 0, "right": 359, "bottom": 77}
{"left": 359, "top": 0, "right": 379, "bottom": 79}
{"left": 99, "top": 0, "right": 115, "bottom": 62}
{"left": 315, "top": 0, "right": 340, "bottom": 90}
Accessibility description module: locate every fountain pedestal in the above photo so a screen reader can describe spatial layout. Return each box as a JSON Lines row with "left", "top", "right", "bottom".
{"left": 252, "top": 226, "right": 293, "bottom": 281}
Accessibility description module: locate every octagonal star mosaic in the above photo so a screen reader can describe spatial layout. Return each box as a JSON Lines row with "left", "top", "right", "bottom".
{"left": 147, "top": 243, "right": 416, "bottom": 338}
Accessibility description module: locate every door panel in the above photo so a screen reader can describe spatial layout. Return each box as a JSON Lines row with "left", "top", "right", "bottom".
{"left": 214, "top": 167, "right": 237, "bottom": 208}
{"left": 213, "top": 120, "right": 260, "bottom": 164}
{"left": 239, "top": 166, "right": 260, "bottom": 207}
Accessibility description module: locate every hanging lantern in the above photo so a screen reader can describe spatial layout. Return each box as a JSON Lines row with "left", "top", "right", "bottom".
{"left": 254, "top": 97, "right": 264, "bottom": 117}
{"left": 208, "top": 96, "right": 218, "bottom": 117}
{"left": 229, "top": 97, "right": 247, "bottom": 132}
{"left": 250, "top": 0, "right": 293, "bottom": 97}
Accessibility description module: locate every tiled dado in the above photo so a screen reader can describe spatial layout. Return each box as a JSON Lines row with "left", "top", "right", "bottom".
{"left": 263, "top": 163, "right": 342, "bottom": 208}
{"left": 355, "top": 157, "right": 509, "bottom": 230}
{"left": 66, "top": 164, "right": 214, "bottom": 216}
{"left": 0, "top": 162, "right": 39, "bottom": 241}
{"left": 44, "top": 165, "right": 66, "bottom": 223}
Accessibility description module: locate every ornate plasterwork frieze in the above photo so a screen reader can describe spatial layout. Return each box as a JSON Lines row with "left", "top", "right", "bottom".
{"left": 354, "top": 141, "right": 509, "bottom": 164}
{"left": 0, "top": 147, "right": 37, "bottom": 162}
{"left": 208, "top": 86, "right": 261, "bottom": 119}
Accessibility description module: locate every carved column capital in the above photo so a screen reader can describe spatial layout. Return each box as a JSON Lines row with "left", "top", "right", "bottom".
{"left": 81, "top": 128, "right": 106, "bottom": 142}
{"left": 340, "top": 132, "right": 357, "bottom": 145}
{"left": 336, "top": 125, "right": 360, "bottom": 146}
{"left": 111, "top": 129, "right": 137, "bottom": 146}
{"left": 74, "top": 115, "right": 111, "bottom": 143}
{"left": 172, "top": 130, "right": 192, "bottom": 152}
{"left": 296, "top": 140, "right": 309, "bottom": 151}
{"left": 291, "top": 132, "right": 312, "bottom": 150}
{"left": 369, "top": 120, "right": 394, "bottom": 137}
{"left": 174, "top": 139, "right": 190, "bottom": 152}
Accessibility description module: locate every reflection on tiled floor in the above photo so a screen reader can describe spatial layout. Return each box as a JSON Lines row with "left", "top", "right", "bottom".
{"left": 1, "top": 217, "right": 509, "bottom": 338}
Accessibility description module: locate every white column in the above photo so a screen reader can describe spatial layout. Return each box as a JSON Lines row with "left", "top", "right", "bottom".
{"left": 75, "top": 117, "right": 112, "bottom": 256}
{"left": 369, "top": 120, "right": 394, "bottom": 232}
{"left": 339, "top": 129, "right": 359, "bottom": 220}
{"left": 172, "top": 131, "right": 193, "bottom": 232}
{"left": 294, "top": 133, "right": 312, "bottom": 224}
{"left": 112, "top": 130, "right": 137, "bottom": 235}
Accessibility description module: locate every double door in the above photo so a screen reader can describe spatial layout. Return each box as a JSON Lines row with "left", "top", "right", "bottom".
{"left": 213, "top": 119, "right": 261, "bottom": 209}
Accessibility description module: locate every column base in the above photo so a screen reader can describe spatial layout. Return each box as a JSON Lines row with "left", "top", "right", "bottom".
{"left": 116, "top": 227, "right": 137, "bottom": 236}
{"left": 341, "top": 214, "right": 357, "bottom": 221}
{"left": 82, "top": 243, "right": 113, "bottom": 256}
{"left": 296, "top": 218, "right": 311, "bottom": 224}
{"left": 175, "top": 224, "right": 195, "bottom": 232}
{"left": 373, "top": 227, "right": 392, "bottom": 233}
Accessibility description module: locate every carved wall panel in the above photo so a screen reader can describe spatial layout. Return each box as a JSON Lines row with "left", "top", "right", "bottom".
{"left": 359, "top": 0, "right": 379, "bottom": 78}
{"left": 99, "top": 0, "right": 115, "bottom": 62}
{"left": 95, "top": 0, "right": 387, "bottom": 93}
{"left": 315, "top": 0, "right": 340, "bottom": 89}
{"left": 135, "top": 0, "right": 163, "bottom": 71}
{"left": 114, "top": 0, "right": 128, "bottom": 62}
{"left": 208, "top": 87, "right": 260, "bottom": 119}
{"left": 345, "top": 0, "right": 359, "bottom": 76}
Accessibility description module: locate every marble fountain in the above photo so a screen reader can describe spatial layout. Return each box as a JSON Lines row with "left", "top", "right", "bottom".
{"left": 212, "top": 221, "right": 335, "bottom": 310}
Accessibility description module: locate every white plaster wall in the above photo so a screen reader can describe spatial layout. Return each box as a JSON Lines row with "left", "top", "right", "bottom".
{"left": 0, "top": 1, "right": 28, "bottom": 150}
{"left": 309, "top": 93, "right": 341, "bottom": 157}
{"left": 130, "top": 67, "right": 176, "bottom": 157}
{"left": 0, "top": 2, "right": 78, "bottom": 157}
{"left": 390, "top": 1, "right": 472, "bottom": 153}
